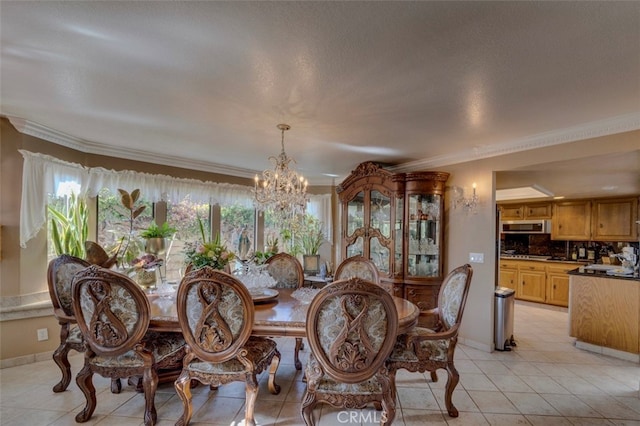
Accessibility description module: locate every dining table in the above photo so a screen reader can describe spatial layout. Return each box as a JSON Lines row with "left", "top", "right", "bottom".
{"left": 147, "top": 286, "right": 421, "bottom": 337}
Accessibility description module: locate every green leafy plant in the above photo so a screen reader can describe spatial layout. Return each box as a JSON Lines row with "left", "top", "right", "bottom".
{"left": 48, "top": 193, "right": 88, "bottom": 258}
{"left": 140, "top": 221, "right": 176, "bottom": 239}
{"left": 299, "top": 216, "right": 325, "bottom": 255}
{"left": 116, "top": 188, "right": 147, "bottom": 266}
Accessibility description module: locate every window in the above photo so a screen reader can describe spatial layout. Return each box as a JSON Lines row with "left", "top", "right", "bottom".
{"left": 165, "top": 199, "right": 210, "bottom": 282}
{"left": 221, "top": 204, "right": 255, "bottom": 264}
{"left": 97, "top": 188, "right": 153, "bottom": 266}
{"left": 47, "top": 181, "right": 86, "bottom": 260}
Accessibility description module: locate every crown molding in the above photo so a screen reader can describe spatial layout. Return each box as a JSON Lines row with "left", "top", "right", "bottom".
{"left": 6, "top": 115, "right": 258, "bottom": 179}
{"left": 7, "top": 111, "right": 639, "bottom": 180}
{"left": 389, "top": 112, "right": 640, "bottom": 172}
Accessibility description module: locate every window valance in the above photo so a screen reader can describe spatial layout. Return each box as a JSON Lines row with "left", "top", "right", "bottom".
{"left": 19, "top": 150, "right": 332, "bottom": 247}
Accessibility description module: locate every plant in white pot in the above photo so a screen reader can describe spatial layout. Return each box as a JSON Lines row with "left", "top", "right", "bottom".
{"left": 299, "top": 216, "right": 325, "bottom": 275}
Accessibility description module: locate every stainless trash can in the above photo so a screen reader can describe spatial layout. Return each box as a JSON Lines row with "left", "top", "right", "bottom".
{"left": 494, "top": 287, "right": 516, "bottom": 351}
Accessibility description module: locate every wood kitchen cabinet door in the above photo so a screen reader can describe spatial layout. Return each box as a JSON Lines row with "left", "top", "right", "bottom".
{"left": 547, "top": 273, "right": 570, "bottom": 307}
{"left": 591, "top": 197, "right": 639, "bottom": 241}
{"left": 552, "top": 200, "right": 592, "bottom": 240}
{"left": 499, "top": 261, "right": 518, "bottom": 291}
{"left": 518, "top": 262, "right": 546, "bottom": 303}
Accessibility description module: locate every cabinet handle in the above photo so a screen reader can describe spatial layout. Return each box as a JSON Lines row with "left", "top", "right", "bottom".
{"left": 600, "top": 223, "right": 603, "bottom": 228}
{"left": 408, "top": 289, "right": 416, "bottom": 297}
{"left": 553, "top": 284, "right": 556, "bottom": 289}
{"left": 522, "top": 281, "right": 526, "bottom": 285}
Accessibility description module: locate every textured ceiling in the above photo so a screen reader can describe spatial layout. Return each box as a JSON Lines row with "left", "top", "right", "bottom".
{"left": 1, "top": 1, "right": 639, "bottom": 192}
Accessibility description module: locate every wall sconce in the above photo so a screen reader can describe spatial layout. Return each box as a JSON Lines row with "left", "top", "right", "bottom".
{"left": 452, "top": 182, "right": 479, "bottom": 214}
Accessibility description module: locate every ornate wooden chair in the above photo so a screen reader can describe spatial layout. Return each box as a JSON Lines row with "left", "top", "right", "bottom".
{"left": 174, "top": 267, "right": 281, "bottom": 426}
{"left": 334, "top": 255, "right": 381, "bottom": 283}
{"left": 72, "top": 265, "right": 185, "bottom": 426}
{"left": 301, "top": 277, "right": 398, "bottom": 426}
{"left": 47, "top": 254, "right": 93, "bottom": 393}
{"left": 265, "top": 252, "right": 306, "bottom": 370}
{"left": 387, "top": 264, "right": 473, "bottom": 418}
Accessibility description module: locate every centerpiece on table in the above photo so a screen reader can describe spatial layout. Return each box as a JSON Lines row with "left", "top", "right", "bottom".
{"left": 183, "top": 218, "right": 235, "bottom": 272}
{"left": 130, "top": 254, "right": 163, "bottom": 289}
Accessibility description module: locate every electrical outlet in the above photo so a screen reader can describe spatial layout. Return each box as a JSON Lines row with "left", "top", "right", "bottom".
{"left": 37, "top": 328, "right": 48, "bottom": 341}
{"left": 469, "top": 252, "right": 484, "bottom": 263}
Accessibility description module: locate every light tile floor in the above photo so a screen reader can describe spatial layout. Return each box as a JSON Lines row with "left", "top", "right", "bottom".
{"left": 1, "top": 301, "right": 639, "bottom": 425}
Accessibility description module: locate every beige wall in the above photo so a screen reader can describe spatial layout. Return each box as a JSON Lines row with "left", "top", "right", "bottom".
{"left": 1, "top": 116, "right": 638, "bottom": 361}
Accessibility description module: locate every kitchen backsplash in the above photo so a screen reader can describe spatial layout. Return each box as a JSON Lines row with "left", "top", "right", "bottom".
{"left": 500, "top": 233, "right": 639, "bottom": 261}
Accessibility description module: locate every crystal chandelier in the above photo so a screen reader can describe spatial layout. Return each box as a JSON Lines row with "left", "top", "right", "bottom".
{"left": 254, "top": 124, "right": 308, "bottom": 225}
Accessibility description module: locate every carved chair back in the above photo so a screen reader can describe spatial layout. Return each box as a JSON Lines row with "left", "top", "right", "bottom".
{"left": 306, "top": 277, "right": 398, "bottom": 384}
{"left": 176, "top": 267, "right": 254, "bottom": 363}
{"left": 48, "top": 254, "right": 90, "bottom": 318}
{"left": 334, "top": 255, "right": 380, "bottom": 284}
{"left": 265, "top": 252, "right": 304, "bottom": 289}
{"left": 72, "top": 265, "right": 150, "bottom": 357}
{"left": 437, "top": 264, "right": 473, "bottom": 332}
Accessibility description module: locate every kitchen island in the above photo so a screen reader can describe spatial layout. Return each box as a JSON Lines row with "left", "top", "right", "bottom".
{"left": 568, "top": 269, "right": 640, "bottom": 362}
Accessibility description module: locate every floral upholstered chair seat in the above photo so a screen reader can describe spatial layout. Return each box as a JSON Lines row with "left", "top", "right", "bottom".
{"left": 89, "top": 332, "right": 186, "bottom": 368}
{"left": 301, "top": 277, "right": 398, "bottom": 426}
{"left": 72, "top": 265, "right": 186, "bottom": 426}
{"left": 185, "top": 337, "right": 277, "bottom": 374}
{"left": 388, "top": 328, "right": 450, "bottom": 363}
{"left": 174, "top": 267, "right": 281, "bottom": 426}
{"left": 386, "top": 264, "right": 473, "bottom": 419}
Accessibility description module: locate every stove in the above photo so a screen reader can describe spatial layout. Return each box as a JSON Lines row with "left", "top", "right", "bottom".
{"left": 500, "top": 254, "right": 550, "bottom": 260}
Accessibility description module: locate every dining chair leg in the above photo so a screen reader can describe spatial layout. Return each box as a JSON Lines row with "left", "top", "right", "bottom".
{"left": 430, "top": 370, "right": 438, "bottom": 382}
{"left": 294, "top": 338, "right": 303, "bottom": 370}
{"left": 268, "top": 352, "right": 282, "bottom": 394}
{"left": 244, "top": 375, "right": 259, "bottom": 426}
{"left": 75, "top": 364, "right": 97, "bottom": 423}
{"left": 142, "top": 367, "right": 159, "bottom": 426}
{"left": 301, "top": 392, "right": 317, "bottom": 426}
{"left": 174, "top": 371, "right": 193, "bottom": 426}
{"left": 444, "top": 364, "right": 460, "bottom": 417}
{"left": 52, "top": 340, "right": 72, "bottom": 392}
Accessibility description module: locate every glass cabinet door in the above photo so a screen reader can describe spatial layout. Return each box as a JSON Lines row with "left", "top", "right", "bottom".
{"left": 406, "top": 194, "right": 442, "bottom": 278}
{"left": 369, "top": 190, "right": 391, "bottom": 238}
{"left": 346, "top": 191, "right": 365, "bottom": 237}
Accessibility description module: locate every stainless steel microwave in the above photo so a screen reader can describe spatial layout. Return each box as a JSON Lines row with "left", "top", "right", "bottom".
{"left": 500, "top": 220, "right": 551, "bottom": 234}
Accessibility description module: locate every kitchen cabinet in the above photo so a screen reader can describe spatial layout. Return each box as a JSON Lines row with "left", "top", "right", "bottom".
{"left": 591, "top": 197, "right": 638, "bottom": 241}
{"left": 498, "top": 260, "right": 518, "bottom": 291}
{"left": 498, "top": 259, "right": 574, "bottom": 307}
{"left": 552, "top": 200, "right": 592, "bottom": 241}
{"left": 337, "top": 162, "right": 449, "bottom": 326}
{"left": 500, "top": 202, "right": 552, "bottom": 220}
{"left": 552, "top": 197, "right": 639, "bottom": 241}
{"left": 546, "top": 263, "right": 573, "bottom": 307}
{"left": 518, "top": 262, "right": 546, "bottom": 303}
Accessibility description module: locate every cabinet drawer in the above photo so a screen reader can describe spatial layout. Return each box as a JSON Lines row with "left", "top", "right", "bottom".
{"left": 517, "top": 262, "right": 545, "bottom": 272}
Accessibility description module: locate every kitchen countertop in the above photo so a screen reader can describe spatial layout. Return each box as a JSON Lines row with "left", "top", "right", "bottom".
{"left": 500, "top": 256, "right": 588, "bottom": 265}
{"left": 568, "top": 267, "right": 640, "bottom": 281}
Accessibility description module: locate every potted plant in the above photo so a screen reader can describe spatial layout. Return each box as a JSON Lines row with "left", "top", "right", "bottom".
{"left": 48, "top": 191, "right": 88, "bottom": 258}
{"left": 140, "top": 221, "right": 176, "bottom": 255}
{"left": 183, "top": 217, "right": 235, "bottom": 271}
{"left": 299, "top": 216, "right": 325, "bottom": 275}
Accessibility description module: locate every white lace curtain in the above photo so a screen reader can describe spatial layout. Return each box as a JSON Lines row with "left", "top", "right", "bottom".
{"left": 19, "top": 150, "right": 333, "bottom": 247}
